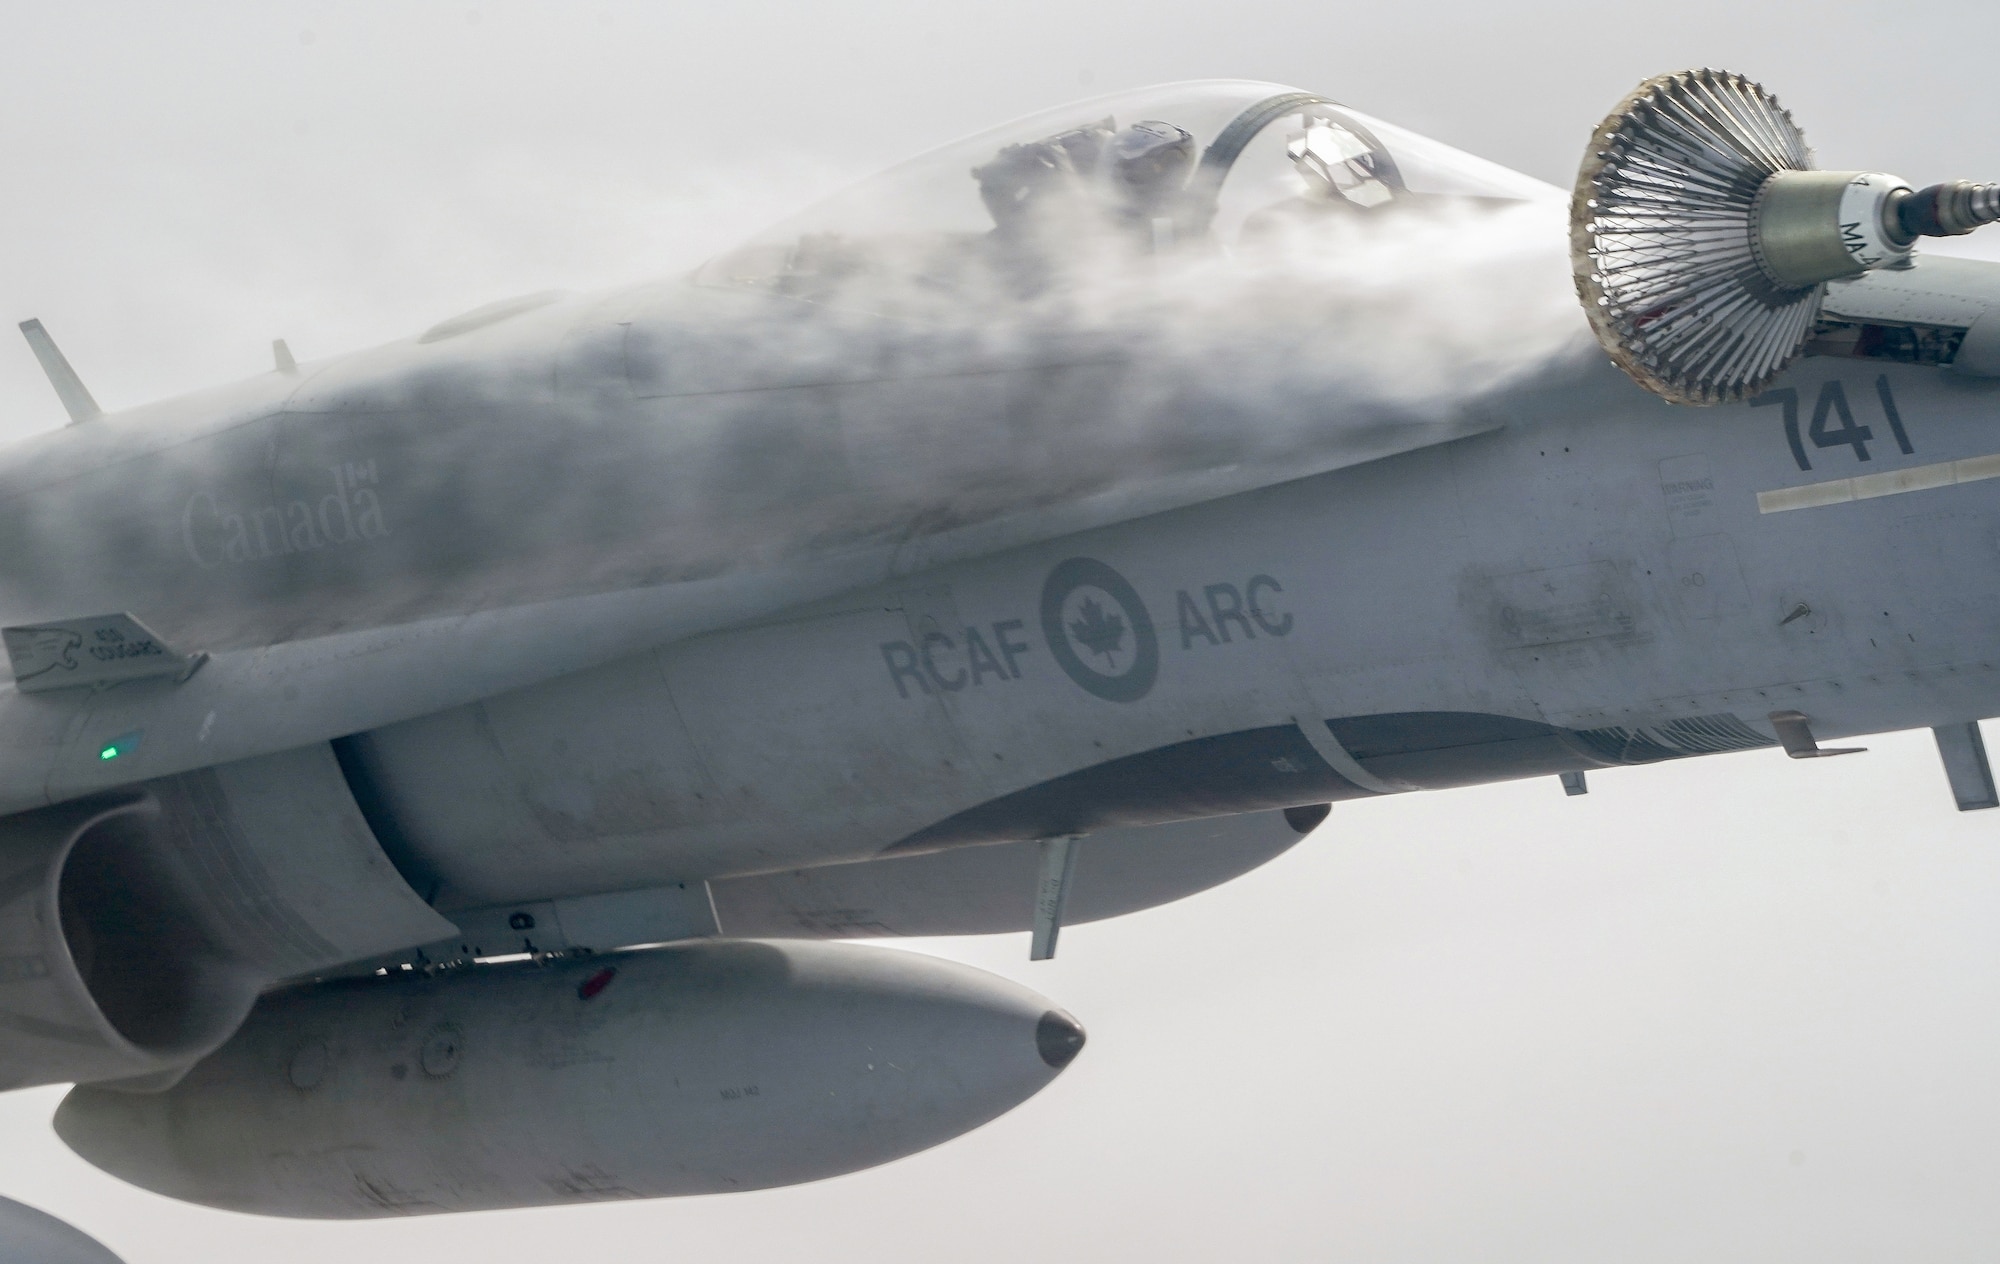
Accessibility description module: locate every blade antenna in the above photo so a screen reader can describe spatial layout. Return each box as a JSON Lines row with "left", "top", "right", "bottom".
{"left": 17, "top": 319, "right": 102, "bottom": 424}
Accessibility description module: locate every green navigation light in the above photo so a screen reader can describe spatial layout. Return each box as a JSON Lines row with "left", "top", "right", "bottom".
{"left": 96, "top": 730, "right": 142, "bottom": 763}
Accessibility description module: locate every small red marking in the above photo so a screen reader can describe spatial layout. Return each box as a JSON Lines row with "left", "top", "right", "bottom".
{"left": 578, "top": 967, "right": 617, "bottom": 1000}
{"left": 1632, "top": 303, "right": 1675, "bottom": 330}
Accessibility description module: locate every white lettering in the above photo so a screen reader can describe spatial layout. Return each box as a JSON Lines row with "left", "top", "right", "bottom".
{"left": 182, "top": 462, "right": 390, "bottom": 567}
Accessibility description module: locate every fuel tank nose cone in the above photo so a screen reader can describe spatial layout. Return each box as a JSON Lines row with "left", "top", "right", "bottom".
{"left": 1035, "top": 1009, "right": 1086, "bottom": 1069}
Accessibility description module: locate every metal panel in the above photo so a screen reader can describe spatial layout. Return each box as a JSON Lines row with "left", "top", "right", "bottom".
{"left": 713, "top": 809, "right": 1303, "bottom": 940}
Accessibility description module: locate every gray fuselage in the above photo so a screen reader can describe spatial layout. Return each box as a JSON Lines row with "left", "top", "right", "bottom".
{"left": 0, "top": 269, "right": 1992, "bottom": 913}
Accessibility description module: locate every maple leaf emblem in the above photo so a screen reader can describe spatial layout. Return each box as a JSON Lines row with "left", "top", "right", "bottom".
{"left": 1068, "top": 595, "right": 1127, "bottom": 667}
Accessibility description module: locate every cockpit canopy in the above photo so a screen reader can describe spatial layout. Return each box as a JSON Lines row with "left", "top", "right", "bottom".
{"left": 699, "top": 80, "right": 1553, "bottom": 306}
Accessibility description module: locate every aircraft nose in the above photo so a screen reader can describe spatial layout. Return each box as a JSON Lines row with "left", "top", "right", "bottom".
{"left": 1035, "top": 1009, "right": 1086, "bottom": 1069}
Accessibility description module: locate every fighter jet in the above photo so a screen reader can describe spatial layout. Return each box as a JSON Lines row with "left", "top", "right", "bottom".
{"left": 0, "top": 69, "right": 1993, "bottom": 1246}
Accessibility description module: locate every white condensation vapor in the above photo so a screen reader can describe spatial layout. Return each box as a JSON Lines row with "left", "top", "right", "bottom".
{"left": 1131, "top": 197, "right": 1593, "bottom": 413}
{"left": 722, "top": 193, "right": 1593, "bottom": 421}
{"left": 107, "top": 188, "right": 1596, "bottom": 613}
{"left": 619, "top": 194, "right": 1597, "bottom": 573}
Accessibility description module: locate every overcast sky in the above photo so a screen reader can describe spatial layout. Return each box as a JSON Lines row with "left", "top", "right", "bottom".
{"left": 3, "top": 3, "right": 2000, "bottom": 1261}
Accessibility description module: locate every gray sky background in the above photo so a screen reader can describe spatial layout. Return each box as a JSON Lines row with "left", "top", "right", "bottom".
{"left": 1, "top": 3, "right": 1999, "bottom": 1260}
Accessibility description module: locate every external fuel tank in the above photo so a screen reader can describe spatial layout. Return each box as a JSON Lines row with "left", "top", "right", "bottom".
{"left": 54, "top": 939, "right": 1083, "bottom": 1217}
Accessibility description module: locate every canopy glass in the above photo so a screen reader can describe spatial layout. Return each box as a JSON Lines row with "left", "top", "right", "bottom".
{"left": 698, "top": 80, "right": 1554, "bottom": 307}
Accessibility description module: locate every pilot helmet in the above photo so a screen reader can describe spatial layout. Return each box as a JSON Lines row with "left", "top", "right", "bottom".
{"left": 1106, "top": 120, "right": 1195, "bottom": 217}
